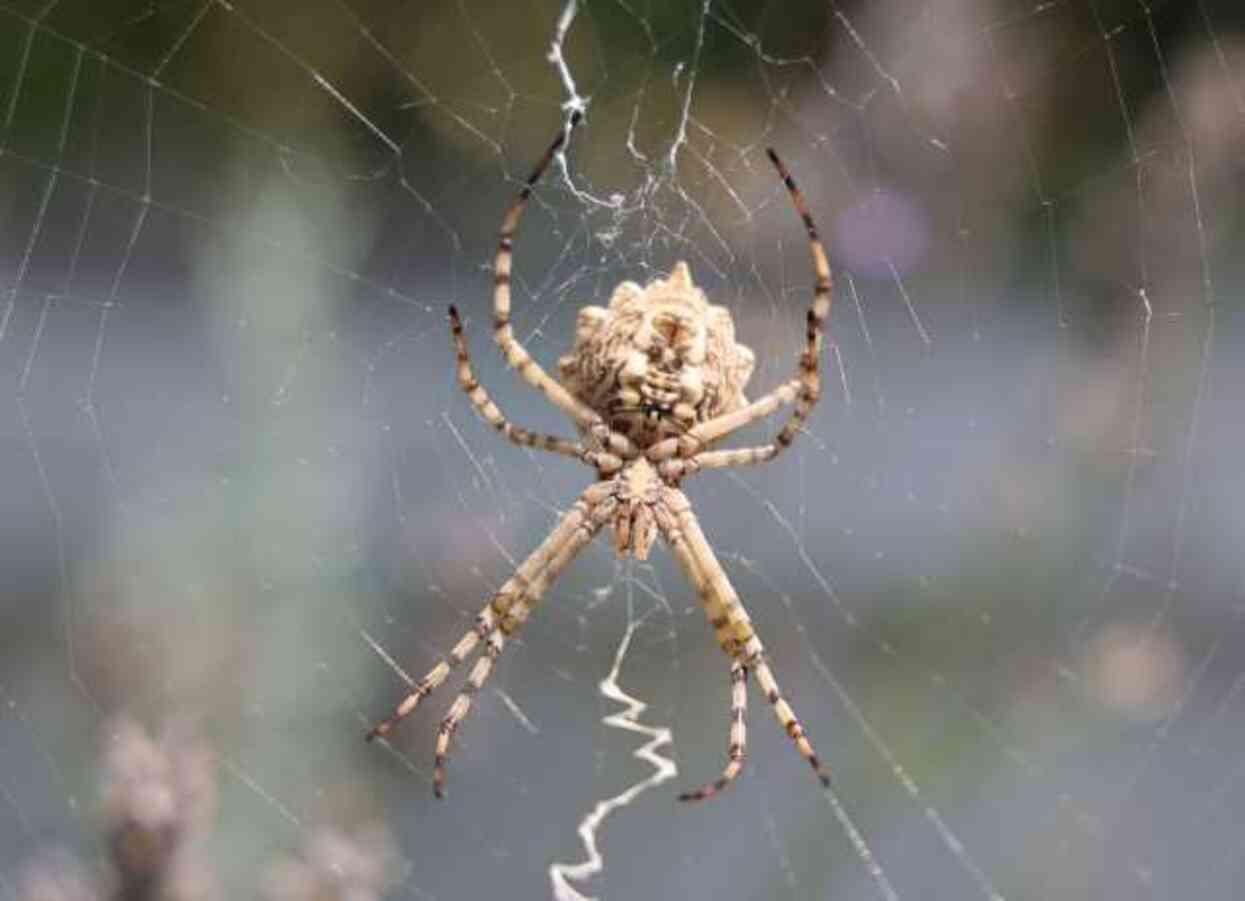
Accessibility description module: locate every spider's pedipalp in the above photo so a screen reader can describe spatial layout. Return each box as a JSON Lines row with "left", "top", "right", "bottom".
{"left": 678, "top": 661, "right": 749, "bottom": 802}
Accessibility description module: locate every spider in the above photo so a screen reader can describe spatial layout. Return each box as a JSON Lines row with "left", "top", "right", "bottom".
{"left": 367, "top": 112, "right": 833, "bottom": 802}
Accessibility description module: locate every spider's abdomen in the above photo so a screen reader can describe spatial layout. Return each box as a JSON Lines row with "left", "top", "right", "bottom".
{"left": 558, "top": 262, "right": 755, "bottom": 449}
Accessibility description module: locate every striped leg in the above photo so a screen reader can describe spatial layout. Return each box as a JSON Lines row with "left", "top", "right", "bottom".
{"left": 658, "top": 445, "right": 785, "bottom": 480}
{"left": 431, "top": 494, "right": 618, "bottom": 797}
{"left": 448, "top": 305, "right": 621, "bottom": 472}
{"left": 433, "top": 631, "right": 505, "bottom": 798}
{"left": 678, "top": 661, "right": 748, "bottom": 802}
{"left": 751, "top": 651, "right": 831, "bottom": 787}
{"left": 366, "top": 484, "right": 611, "bottom": 742}
{"left": 364, "top": 607, "right": 495, "bottom": 742}
{"left": 652, "top": 150, "right": 831, "bottom": 473}
{"left": 492, "top": 114, "right": 634, "bottom": 459}
{"left": 647, "top": 380, "right": 801, "bottom": 466}
{"left": 659, "top": 487, "right": 830, "bottom": 790}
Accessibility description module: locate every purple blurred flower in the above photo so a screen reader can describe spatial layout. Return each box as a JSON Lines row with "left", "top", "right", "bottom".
{"left": 833, "top": 188, "right": 929, "bottom": 278}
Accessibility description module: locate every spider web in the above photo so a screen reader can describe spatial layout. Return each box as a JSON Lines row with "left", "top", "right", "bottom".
{"left": 0, "top": 0, "right": 1243, "bottom": 899}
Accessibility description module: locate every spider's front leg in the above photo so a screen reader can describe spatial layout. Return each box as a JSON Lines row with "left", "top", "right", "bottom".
{"left": 649, "top": 148, "right": 832, "bottom": 479}
{"left": 367, "top": 482, "right": 616, "bottom": 797}
{"left": 657, "top": 488, "right": 830, "bottom": 800}
{"left": 489, "top": 113, "right": 635, "bottom": 461}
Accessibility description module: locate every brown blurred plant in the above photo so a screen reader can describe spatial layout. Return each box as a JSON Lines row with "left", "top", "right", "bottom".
{"left": 100, "top": 718, "right": 219, "bottom": 901}
{"left": 16, "top": 850, "right": 99, "bottom": 901}
{"left": 263, "top": 824, "right": 400, "bottom": 901}
{"left": 16, "top": 717, "right": 218, "bottom": 901}
{"left": 16, "top": 719, "right": 398, "bottom": 901}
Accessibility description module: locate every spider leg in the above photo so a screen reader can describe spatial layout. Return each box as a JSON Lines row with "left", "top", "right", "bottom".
{"left": 677, "top": 660, "right": 748, "bottom": 802}
{"left": 691, "top": 379, "right": 802, "bottom": 448}
{"left": 492, "top": 114, "right": 635, "bottom": 459}
{"left": 648, "top": 380, "right": 801, "bottom": 465}
{"left": 735, "top": 149, "right": 832, "bottom": 457}
{"left": 648, "top": 150, "right": 831, "bottom": 471}
{"left": 751, "top": 652, "right": 830, "bottom": 788}
{"left": 433, "top": 629, "right": 505, "bottom": 798}
{"left": 658, "top": 444, "right": 792, "bottom": 479}
{"left": 448, "top": 306, "right": 620, "bottom": 473}
{"left": 365, "top": 483, "right": 612, "bottom": 742}
{"left": 364, "top": 607, "right": 495, "bottom": 742}
{"left": 658, "top": 488, "right": 831, "bottom": 791}
{"left": 433, "top": 492, "right": 617, "bottom": 797}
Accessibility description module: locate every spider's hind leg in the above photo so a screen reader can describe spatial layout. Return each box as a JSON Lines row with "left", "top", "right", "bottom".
{"left": 365, "top": 608, "right": 496, "bottom": 742}
{"left": 434, "top": 629, "right": 506, "bottom": 798}
{"left": 658, "top": 487, "right": 831, "bottom": 793}
{"left": 430, "top": 494, "right": 614, "bottom": 797}
{"left": 749, "top": 646, "right": 831, "bottom": 788}
{"left": 367, "top": 484, "right": 612, "bottom": 751}
{"left": 678, "top": 660, "right": 748, "bottom": 802}
{"left": 377, "top": 485, "right": 616, "bottom": 798}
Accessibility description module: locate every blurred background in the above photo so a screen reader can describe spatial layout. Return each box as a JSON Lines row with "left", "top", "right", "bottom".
{"left": 0, "top": 0, "right": 1243, "bottom": 898}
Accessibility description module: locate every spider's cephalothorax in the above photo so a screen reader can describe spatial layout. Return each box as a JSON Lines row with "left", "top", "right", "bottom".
{"left": 557, "top": 262, "right": 755, "bottom": 448}
{"left": 368, "top": 116, "right": 834, "bottom": 803}
{"left": 608, "top": 457, "right": 662, "bottom": 560}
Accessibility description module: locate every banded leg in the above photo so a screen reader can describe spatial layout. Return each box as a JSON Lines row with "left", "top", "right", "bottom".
{"left": 448, "top": 306, "right": 620, "bottom": 473}
{"left": 431, "top": 494, "right": 618, "bottom": 797}
{"left": 750, "top": 650, "right": 831, "bottom": 787}
{"left": 648, "top": 379, "right": 801, "bottom": 465}
{"left": 364, "top": 607, "right": 495, "bottom": 741}
{"left": 651, "top": 149, "right": 832, "bottom": 470}
{"left": 433, "top": 631, "right": 505, "bottom": 798}
{"left": 366, "top": 483, "right": 611, "bottom": 742}
{"left": 430, "top": 492, "right": 620, "bottom": 796}
{"left": 678, "top": 661, "right": 748, "bottom": 802}
{"left": 492, "top": 113, "right": 634, "bottom": 459}
{"left": 658, "top": 445, "right": 788, "bottom": 480}
{"left": 660, "top": 487, "right": 831, "bottom": 789}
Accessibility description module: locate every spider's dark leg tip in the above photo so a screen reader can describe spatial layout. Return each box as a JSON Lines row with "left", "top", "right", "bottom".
{"left": 765, "top": 147, "right": 780, "bottom": 165}
{"left": 448, "top": 304, "right": 460, "bottom": 320}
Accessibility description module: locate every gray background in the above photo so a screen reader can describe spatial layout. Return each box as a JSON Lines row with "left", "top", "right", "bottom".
{"left": 1, "top": 0, "right": 1244, "bottom": 898}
